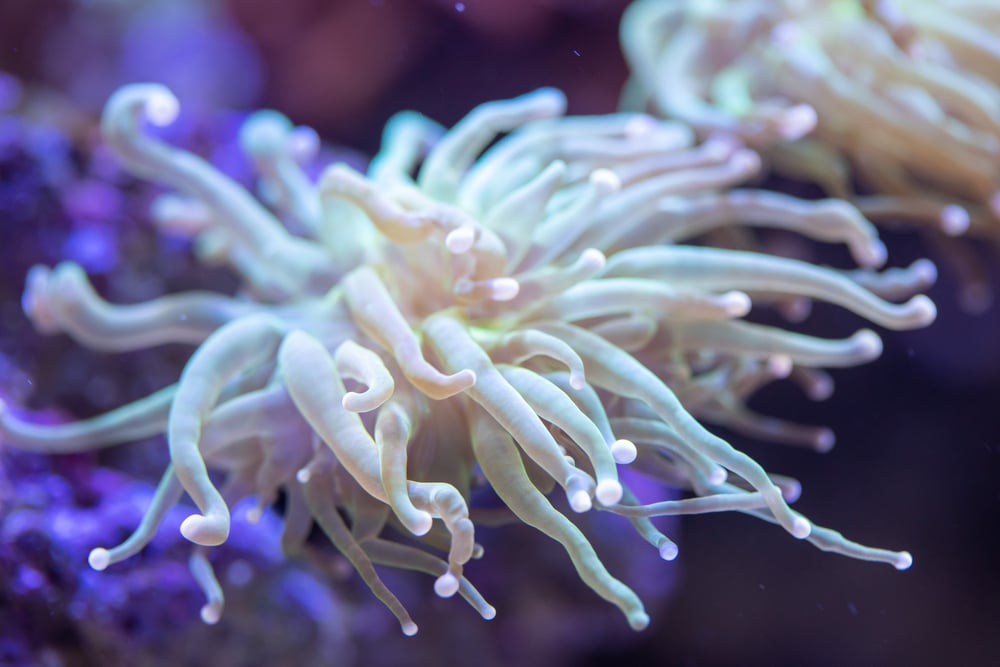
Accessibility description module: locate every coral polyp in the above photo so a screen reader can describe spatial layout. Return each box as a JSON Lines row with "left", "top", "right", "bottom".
{"left": 1, "top": 83, "right": 933, "bottom": 633}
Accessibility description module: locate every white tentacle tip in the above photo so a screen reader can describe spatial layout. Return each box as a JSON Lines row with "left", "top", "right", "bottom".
{"left": 527, "top": 87, "right": 567, "bottom": 118}
{"left": 907, "top": 295, "right": 937, "bottom": 326}
{"left": 240, "top": 111, "right": 290, "bottom": 153}
{"left": 629, "top": 611, "right": 651, "bottom": 631}
{"left": 595, "top": 479, "right": 624, "bottom": 506}
{"left": 940, "top": 204, "right": 969, "bottom": 236}
{"left": 781, "top": 479, "right": 802, "bottom": 503}
{"left": 342, "top": 390, "right": 391, "bottom": 413}
{"left": 408, "top": 511, "right": 434, "bottom": 537}
{"left": 445, "top": 225, "right": 476, "bottom": 254}
{"left": 767, "top": 355, "right": 793, "bottom": 379}
{"left": 453, "top": 369, "right": 477, "bottom": 391}
{"left": 911, "top": 259, "right": 937, "bottom": 286}
{"left": 731, "top": 149, "right": 762, "bottom": 174}
{"left": 434, "top": 573, "right": 460, "bottom": 598}
{"left": 894, "top": 551, "right": 914, "bottom": 571}
{"left": 658, "top": 541, "right": 679, "bottom": 561}
{"left": 721, "top": 291, "right": 752, "bottom": 317}
{"left": 854, "top": 329, "right": 883, "bottom": 360}
{"left": 402, "top": 622, "right": 419, "bottom": 637}
{"left": 180, "top": 513, "right": 229, "bottom": 547}
{"left": 707, "top": 466, "right": 728, "bottom": 486}
{"left": 790, "top": 515, "right": 812, "bottom": 539}
{"left": 481, "top": 605, "right": 497, "bottom": 620}
{"left": 144, "top": 88, "right": 180, "bottom": 126}
{"left": 88, "top": 548, "right": 111, "bottom": 571}
{"left": 589, "top": 168, "right": 621, "bottom": 193}
{"left": 580, "top": 248, "right": 607, "bottom": 271}
{"left": 860, "top": 239, "right": 888, "bottom": 269}
{"left": 489, "top": 277, "right": 520, "bottom": 302}
{"left": 778, "top": 104, "right": 817, "bottom": 140}
{"left": 569, "top": 490, "right": 592, "bottom": 513}
{"left": 288, "top": 126, "right": 320, "bottom": 161}
{"left": 610, "top": 439, "right": 637, "bottom": 464}
{"left": 200, "top": 601, "right": 223, "bottom": 625}
{"left": 814, "top": 428, "right": 836, "bottom": 453}
{"left": 245, "top": 506, "right": 263, "bottom": 525}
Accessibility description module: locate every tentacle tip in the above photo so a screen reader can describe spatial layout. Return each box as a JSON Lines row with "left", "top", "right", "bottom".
{"left": 200, "top": 602, "right": 223, "bottom": 625}
{"left": 409, "top": 511, "right": 434, "bottom": 537}
{"left": 707, "top": 466, "right": 728, "bottom": 486}
{"left": 341, "top": 393, "right": 361, "bottom": 412}
{"left": 527, "top": 87, "right": 568, "bottom": 118}
{"left": 402, "top": 622, "right": 419, "bottom": 637}
{"left": 569, "top": 490, "right": 592, "bottom": 513}
{"left": 861, "top": 239, "right": 888, "bottom": 269}
{"left": 721, "top": 291, "right": 752, "bottom": 318}
{"left": 295, "top": 466, "right": 312, "bottom": 484}
{"left": 180, "top": 513, "right": 230, "bottom": 547}
{"left": 88, "top": 548, "right": 111, "bottom": 571}
{"left": 456, "top": 369, "right": 477, "bottom": 391}
{"left": 568, "top": 371, "right": 587, "bottom": 391}
{"left": 611, "top": 439, "right": 638, "bottom": 464}
{"left": 790, "top": 516, "right": 812, "bottom": 539}
{"left": 445, "top": 225, "right": 476, "bottom": 254}
{"left": 342, "top": 390, "right": 389, "bottom": 413}
{"left": 658, "top": 542, "right": 679, "bottom": 561}
{"left": 894, "top": 551, "right": 914, "bottom": 571}
{"left": 855, "top": 329, "right": 883, "bottom": 360}
{"left": 908, "top": 295, "right": 937, "bottom": 326}
{"left": 778, "top": 104, "right": 817, "bottom": 141}
{"left": 433, "top": 573, "right": 460, "bottom": 598}
{"left": 240, "top": 110, "right": 290, "bottom": 154}
{"left": 911, "top": 259, "right": 937, "bottom": 286}
{"left": 814, "top": 428, "right": 836, "bottom": 453}
{"left": 589, "top": 168, "right": 621, "bottom": 193}
{"left": 731, "top": 149, "right": 762, "bottom": 175}
{"left": 490, "top": 278, "right": 520, "bottom": 302}
{"left": 767, "top": 354, "right": 793, "bottom": 379}
{"left": 940, "top": 204, "right": 970, "bottom": 237}
{"left": 580, "top": 248, "right": 607, "bottom": 272}
{"left": 595, "top": 479, "right": 624, "bottom": 506}
{"left": 143, "top": 87, "right": 180, "bottom": 127}
{"left": 288, "top": 126, "right": 320, "bottom": 162}
{"left": 807, "top": 375, "right": 835, "bottom": 402}
{"left": 782, "top": 479, "right": 802, "bottom": 503}
{"left": 628, "top": 611, "right": 651, "bottom": 631}
{"left": 481, "top": 605, "right": 497, "bottom": 621}
{"left": 245, "top": 506, "right": 263, "bottom": 525}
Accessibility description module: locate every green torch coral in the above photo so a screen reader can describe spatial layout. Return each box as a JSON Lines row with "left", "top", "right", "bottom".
{"left": 1, "top": 83, "right": 933, "bottom": 633}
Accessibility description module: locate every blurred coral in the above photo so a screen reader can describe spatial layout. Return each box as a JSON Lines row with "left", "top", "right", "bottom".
{"left": 622, "top": 0, "right": 1000, "bottom": 309}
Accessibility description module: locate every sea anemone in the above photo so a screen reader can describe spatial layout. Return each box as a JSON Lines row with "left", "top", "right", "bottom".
{"left": 1, "top": 82, "right": 935, "bottom": 634}
{"left": 621, "top": 0, "right": 1000, "bottom": 240}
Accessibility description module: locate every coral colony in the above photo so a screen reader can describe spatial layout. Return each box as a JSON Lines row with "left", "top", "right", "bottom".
{"left": 622, "top": 0, "right": 1000, "bottom": 236}
{"left": 0, "top": 79, "right": 935, "bottom": 634}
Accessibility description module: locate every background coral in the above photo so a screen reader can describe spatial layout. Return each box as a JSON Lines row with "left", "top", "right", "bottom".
{"left": 0, "top": 1, "right": 998, "bottom": 667}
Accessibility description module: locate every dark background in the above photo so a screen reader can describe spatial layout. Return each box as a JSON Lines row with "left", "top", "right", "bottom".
{"left": 1, "top": 1, "right": 998, "bottom": 666}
